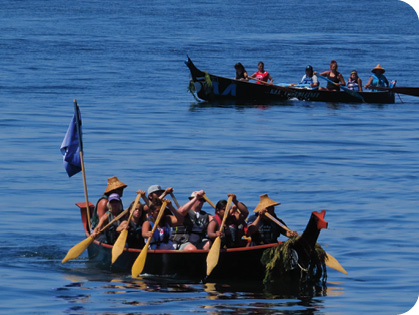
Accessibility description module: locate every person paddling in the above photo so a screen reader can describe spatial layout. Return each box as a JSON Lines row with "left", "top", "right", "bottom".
{"left": 318, "top": 60, "right": 345, "bottom": 91}
{"left": 249, "top": 61, "right": 274, "bottom": 84}
{"left": 364, "top": 64, "right": 389, "bottom": 91}
{"left": 246, "top": 194, "right": 298, "bottom": 246}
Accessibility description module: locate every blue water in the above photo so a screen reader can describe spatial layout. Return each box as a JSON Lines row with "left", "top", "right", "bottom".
{"left": 1, "top": 0, "right": 418, "bottom": 314}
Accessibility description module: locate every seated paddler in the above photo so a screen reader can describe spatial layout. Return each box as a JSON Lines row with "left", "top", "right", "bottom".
{"left": 91, "top": 176, "right": 127, "bottom": 230}
{"left": 246, "top": 194, "right": 298, "bottom": 246}
{"left": 172, "top": 190, "right": 213, "bottom": 250}
{"left": 91, "top": 193, "right": 128, "bottom": 244}
{"left": 207, "top": 194, "right": 249, "bottom": 249}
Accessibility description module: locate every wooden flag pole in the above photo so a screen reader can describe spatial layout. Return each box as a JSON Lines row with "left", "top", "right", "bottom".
{"left": 74, "top": 99, "right": 91, "bottom": 232}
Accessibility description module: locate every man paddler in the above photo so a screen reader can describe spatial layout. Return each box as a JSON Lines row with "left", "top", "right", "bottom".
{"left": 246, "top": 194, "right": 298, "bottom": 245}
{"left": 90, "top": 176, "right": 127, "bottom": 230}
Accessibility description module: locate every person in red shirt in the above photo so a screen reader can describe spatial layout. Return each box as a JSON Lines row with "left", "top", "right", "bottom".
{"left": 249, "top": 61, "right": 274, "bottom": 84}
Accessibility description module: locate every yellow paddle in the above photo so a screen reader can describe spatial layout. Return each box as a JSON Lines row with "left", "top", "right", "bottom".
{"left": 111, "top": 193, "right": 142, "bottom": 264}
{"left": 264, "top": 212, "right": 348, "bottom": 274}
{"left": 203, "top": 194, "right": 216, "bottom": 209}
{"left": 62, "top": 207, "right": 129, "bottom": 263}
{"left": 131, "top": 200, "right": 167, "bottom": 278}
{"left": 206, "top": 195, "right": 233, "bottom": 277}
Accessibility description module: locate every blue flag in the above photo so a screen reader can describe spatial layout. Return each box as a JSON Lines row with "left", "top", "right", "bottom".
{"left": 60, "top": 106, "right": 82, "bottom": 177}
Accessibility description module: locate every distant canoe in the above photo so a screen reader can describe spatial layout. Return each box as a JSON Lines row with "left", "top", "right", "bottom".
{"left": 77, "top": 202, "right": 328, "bottom": 282}
{"left": 185, "top": 57, "right": 395, "bottom": 104}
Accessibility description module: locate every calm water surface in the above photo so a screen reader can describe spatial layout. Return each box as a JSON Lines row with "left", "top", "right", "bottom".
{"left": 0, "top": 1, "right": 418, "bottom": 314}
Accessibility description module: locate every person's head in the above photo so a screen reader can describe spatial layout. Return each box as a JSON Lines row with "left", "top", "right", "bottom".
{"left": 107, "top": 193, "right": 122, "bottom": 214}
{"left": 330, "top": 60, "right": 338, "bottom": 71}
{"left": 215, "top": 200, "right": 228, "bottom": 218}
{"left": 129, "top": 200, "right": 144, "bottom": 220}
{"left": 350, "top": 70, "right": 358, "bottom": 80}
{"left": 148, "top": 204, "right": 159, "bottom": 220}
{"left": 258, "top": 61, "right": 265, "bottom": 71}
{"left": 253, "top": 194, "right": 280, "bottom": 215}
{"left": 104, "top": 176, "right": 127, "bottom": 197}
{"left": 305, "top": 65, "right": 313, "bottom": 76}
{"left": 371, "top": 64, "right": 385, "bottom": 75}
{"left": 235, "top": 62, "right": 245, "bottom": 73}
{"left": 189, "top": 191, "right": 206, "bottom": 211}
{"left": 147, "top": 185, "right": 165, "bottom": 202}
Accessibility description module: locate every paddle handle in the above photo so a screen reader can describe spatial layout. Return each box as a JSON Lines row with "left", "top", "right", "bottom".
{"left": 203, "top": 194, "right": 216, "bottom": 209}
{"left": 125, "top": 193, "right": 142, "bottom": 227}
{"left": 265, "top": 213, "right": 291, "bottom": 232}
{"left": 98, "top": 207, "right": 129, "bottom": 234}
{"left": 170, "top": 192, "right": 180, "bottom": 208}
{"left": 145, "top": 201, "right": 167, "bottom": 246}
{"left": 219, "top": 196, "right": 234, "bottom": 232}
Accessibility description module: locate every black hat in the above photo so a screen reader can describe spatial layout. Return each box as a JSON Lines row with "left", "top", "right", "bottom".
{"left": 306, "top": 65, "right": 313, "bottom": 71}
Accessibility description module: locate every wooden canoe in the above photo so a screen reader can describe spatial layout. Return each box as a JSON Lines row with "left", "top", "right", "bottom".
{"left": 185, "top": 57, "right": 395, "bottom": 104}
{"left": 76, "top": 202, "right": 328, "bottom": 282}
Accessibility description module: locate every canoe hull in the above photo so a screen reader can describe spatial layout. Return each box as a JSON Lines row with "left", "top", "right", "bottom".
{"left": 186, "top": 57, "right": 395, "bottom": 104}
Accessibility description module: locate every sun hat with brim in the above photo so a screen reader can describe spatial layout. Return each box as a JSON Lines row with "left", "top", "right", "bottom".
{"left": 371, "top": 64, "right": 385, "bottom": 73}
{"left": 147, "top": 184, "right": 164, "bottom": 196}
{"left": 104, "top": 176, "right": 127, "bottom": 194}
{"left": 253, "top": 194, "right": 281, "bottom": 212}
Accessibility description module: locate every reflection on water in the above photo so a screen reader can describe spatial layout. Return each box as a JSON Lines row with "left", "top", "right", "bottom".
{"left": 56, "top": 269, "right": 344, "bottom": 314}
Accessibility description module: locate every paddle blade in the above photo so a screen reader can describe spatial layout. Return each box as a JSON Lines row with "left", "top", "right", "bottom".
{"left": 112, "top": 229, "right": 128, "bottom": 264}
{"left": 206, "top": 237, "right": 221, "bottom": 276}
{"left": 62, "top": 236, "right": 94, "bottom": 263}
{"left": 131, "top": 248, "right": 148, "bottom": 278}
{"left": 326, "top": 252, "right": 348, "bottom": 274}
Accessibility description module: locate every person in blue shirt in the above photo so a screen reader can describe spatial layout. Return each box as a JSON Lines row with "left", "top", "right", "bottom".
{"left": 364, "top": 64, "right": 389, "bottom": 91}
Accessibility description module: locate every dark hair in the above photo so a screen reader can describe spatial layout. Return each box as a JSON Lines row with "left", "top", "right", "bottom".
{"left": 258, "top": 61, "right": 264, "bottom": 67}
{"left": 216, "top": 200, "right": 227, "bottom": 211}
{"left": 234, "top": 62, "right": 244, "bottom": 70}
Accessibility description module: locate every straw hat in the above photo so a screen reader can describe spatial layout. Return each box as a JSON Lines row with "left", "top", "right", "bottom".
{"left": 371, "top": 64, "right": 385, "bottom": 73}
{"left": 104, "top": 176, "right": 127, "bottom": 194}
{"left": 253, "top": 194, "right": 281, "bottom": 212}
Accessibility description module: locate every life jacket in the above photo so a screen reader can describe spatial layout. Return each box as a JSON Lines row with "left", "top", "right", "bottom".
{"left": 148, "top": 219, "right": 171, "bottom": 248}
{"left": 250, "top": 213, "right": 286, "bottom": 245}
{"left": 347, "top": 78, "right": 359, "bottom": 91}
{"left": 255, "top": 71, "right": 269, "bottom": 84}
{"left": 127, "top": 220, "right": 145, "bottom": 249}
{"left": 371, "top": 74, "right": 388, "bottom": 88}
{"left": 103, "top": 211, "right": 123, "bottom": 244}
{"left": 172, "top": 210, "right": 209, "bottom": 245}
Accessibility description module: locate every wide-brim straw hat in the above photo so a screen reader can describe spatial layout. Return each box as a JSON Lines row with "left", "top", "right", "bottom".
{"left": 371, "top": 64, "right": 385, "bottom": 73}
{"left": 253, "top": 193, "right": 281, "bottom": 212}
{"left": 104, "top": 176, "right": 127, "bottom": 194}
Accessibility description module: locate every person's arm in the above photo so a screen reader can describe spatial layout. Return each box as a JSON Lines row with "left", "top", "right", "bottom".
{"left": 136, "top": 189, "right": 149, "bottom": 206}
{"left": 338, "top": 73, "right": 346, "bottom": 86}
{"left": 159, "top": 187, "right": 174, "bottom": 200}
{"left": 364, "top": 76, "right": 373, "bottom": 89}
{"left": 96, "top": 198, "right": 108, "bottom": 220}
{"left": 229, "top": 193, "right": 249, "bottom": 220}
{"left": 249, "top": 72, "right": 257, "bottom": 79}
{"left": 207, "top": 220, "right": 222, "bottom": 240}
{"left": 177, "top": 190, "right": 205, "bottom": 215}
{"left": 91, "top": 212, "right": 109, "bottom": 237}
{"left": 116, "top": 220, "right": 129, "bottom": 232}
{"left": 243, "top": 71, "right": 249, "bottom": 81}
{"left": 267, "top": 73, "right": 273, "bottom": 83}
{"left": 142, "top": 221, "right": 152, "bottom": 239}
{"left": 311, "top": 75, "right": 319, "bottom": 88}
{"left": 358, "top": 78, "right": 363, "bottom": 92}
{"left": 319, "top": 71, "right": 329, "bottom": 77}
{"left": 164, "top": 199, "right": 184, "bottom": 226}
{"left": 246, "top": 209, "right": 266, "bottom": 236}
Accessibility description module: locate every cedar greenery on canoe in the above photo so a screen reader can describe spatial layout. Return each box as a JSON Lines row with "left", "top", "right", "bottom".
{"left": 185, "top": 57, "right": 396, "bottom": 104}
{"left": 75, "top": 202, "right": 331, "bottom": 285}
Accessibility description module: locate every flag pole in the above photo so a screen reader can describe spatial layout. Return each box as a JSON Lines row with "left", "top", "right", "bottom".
{"left": 74, "top": 99, "right": 91, "bottom": 233}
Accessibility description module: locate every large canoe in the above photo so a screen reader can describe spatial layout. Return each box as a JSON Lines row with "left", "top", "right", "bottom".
{"left": 185, "top": 57, "right": 395, "bottom": 104}
{"left": 76, "top": 202, "right": 328, "bottom": 282}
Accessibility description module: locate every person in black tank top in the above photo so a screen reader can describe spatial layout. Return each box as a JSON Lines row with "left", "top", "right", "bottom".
{"left": 318, "top": 60, "right": 346, "bottom": 91}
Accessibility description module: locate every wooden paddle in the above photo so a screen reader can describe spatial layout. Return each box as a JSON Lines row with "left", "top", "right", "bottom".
{"left": 131, "top": 200, "right": 167, "bottom": 278}
{"left": 366, "top": 85, "right": 419, "bottom": 97}
{"left": 206, "top": 195, "right": 233, "bottom": 277}
{"left": 317, "top": 73, "right": 365, "bottom": 102}
{"left": 170, "top": 192, "right": 180, "bottom": 208}
{"left": 62, "top": 207, "right": 129, "bottom": 263}
{"left": 111, "top": 193, "right": 142, "bottom": 264}
{"left": 203, "top": 194, "right": 216, "bottom": 209}
{"left": 264, "top": 212, "right": 348, "bottom": 275}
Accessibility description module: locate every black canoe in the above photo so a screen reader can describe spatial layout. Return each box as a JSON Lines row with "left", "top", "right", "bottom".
{"left": 185, "top": 57, "right": 395, "bottom": 104}
{"left": 77, "top": 202, "right": 328, "bottom": 281}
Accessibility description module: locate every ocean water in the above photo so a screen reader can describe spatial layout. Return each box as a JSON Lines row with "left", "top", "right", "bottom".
{"left": 0, "top": 0, "right": 418, "bottom": 314}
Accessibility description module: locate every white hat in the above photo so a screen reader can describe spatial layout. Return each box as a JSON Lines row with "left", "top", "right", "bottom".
{"left": 147, "top": 184, "right": 164, "bottom": 195}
